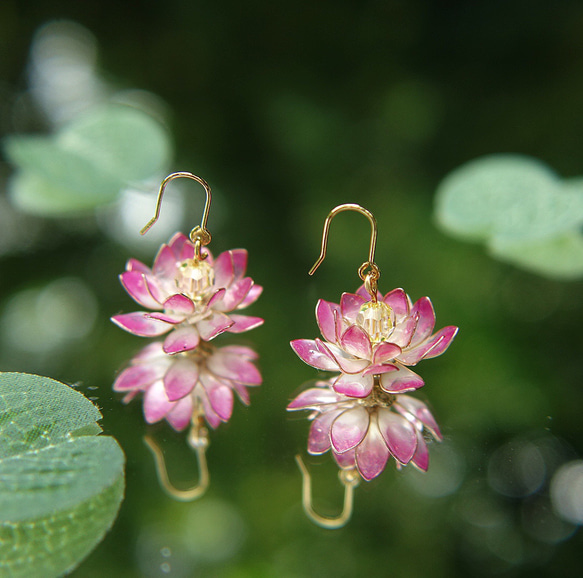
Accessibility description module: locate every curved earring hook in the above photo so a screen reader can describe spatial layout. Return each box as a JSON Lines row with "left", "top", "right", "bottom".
{"left": 144, "top": 423, "right": 210, "bottom": 502}
{"left": 295, "top": 454, "right": 360, "bottom": 529}
{"left": 140, "top": 172, "right": 213, "bottom": 258}
{"left": 308, "top": 203, "right": 380, "bottom": 299}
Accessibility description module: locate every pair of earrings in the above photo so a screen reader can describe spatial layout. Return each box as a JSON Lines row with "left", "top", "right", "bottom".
{"left": 111, "top": 172, "right": 458, "bottom": 528}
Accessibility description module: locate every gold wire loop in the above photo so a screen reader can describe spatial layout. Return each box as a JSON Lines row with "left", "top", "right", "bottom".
{"left": 308, "top": 203, "right": 379, "bottom": 300}
{"left": 295, "top": 454, "right": 360, "bottom": 529}
{"left": 144, "top": 420, "right": 210, "bottom": 502}
{"left": 140, "top": 172, "right": 213, "bottom": 260}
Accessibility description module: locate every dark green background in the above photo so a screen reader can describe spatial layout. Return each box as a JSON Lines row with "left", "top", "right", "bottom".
{"left": 1, "top": 1, "right": 582, "bottom": 576}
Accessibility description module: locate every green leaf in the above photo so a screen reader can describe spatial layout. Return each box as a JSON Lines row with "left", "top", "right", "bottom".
{"left": 489, "top": 232, "right": 583, "bottom": 280}
{"left": 57, "top": 104, "right": 172, "bottom": 182}
{"left": 0, "top": 373, "right": 125, "bottom": 578}
{"left": 435, "top": 154, "right": 583, "bottom": 243}
{"left": 4, "top": 104, "right": 172, "bottom": 215}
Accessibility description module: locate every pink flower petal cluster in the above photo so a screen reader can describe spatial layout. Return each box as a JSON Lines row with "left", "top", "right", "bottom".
{"left": 291, "top": 286, "right": 457, "bottom": 399}
{"left": 289, "top": 286, "right": 457, "bottom": 480}
{"left": 114, "top": 342, "right": 262, "bottom": 430}
{"left": 288, "top": 380, "right": 441, "bottom": 480}
{"left": 112, "top": 233, "right": 263, "bottom": 354}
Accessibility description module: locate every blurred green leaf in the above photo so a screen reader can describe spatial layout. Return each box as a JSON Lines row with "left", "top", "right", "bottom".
{"left": 435, "top": 155, "right": 583, "bottom": 243}
{"left": 435, "top": 154, "right": 583, "bottom": 279}
{"left": 0, "top": 372, "right": 125, "bottom": 578}
{"left": 57, "top": 105, "right": 171, "bottom": 182}
{"left": 489, "top": 232, "right": 583, "bottom": 280}
{"left": 5, "top": 104, "right": 172, "bottom": 216}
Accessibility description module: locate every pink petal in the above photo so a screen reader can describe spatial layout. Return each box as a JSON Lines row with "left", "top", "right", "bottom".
{"left": 372, "top": 342, "right": 402, "bottom": 364}
{"left": 132, "top": 341, "right": 165, "bottom": 361}
{"left": 219, "top": 344, "right": 259, "bottom": 360}
{"left": 143, "top": 380, "right": 174, "bottom": 423}
{"left": 198, "top": 388, "right": 222, "bottom": 429}
{"left": 114, "top": 364, "right": 161, "bottom": 391}
{"left": 333, "top": 448, "right": 357, "bottom": 470}
{"left": 207, "top": 287, "right": 226, "bottom": 308}
{"left": 164, "top": 358, "right": 199, "bottom": 401}
{"left": 213, "top": 251, "right": 235, "bottom": 288}
{"left": 390, "top": 313, "right": 419, "bottom": 348}
{"left": 340, "top": 325, "right": 372, "bottom": 359}
{"left": 163, "top": 326, "right": 200, "bottom": 354}
{"left": 409, "top": 297, "right": 436, "bottom": 347}
{"left": 201, "top": 373, "right": 234, "bottom": 421}
{"left": 355, "top": 414, "right": 390, "bottom": 480}
{"left": 208, "top": 350, "right": 262, "bottom": 385}
{"left": 316, "top": 340, "right": 370, "bottom": 374}
{"left": 308, "top": 409, "right": 343, "bottom": 454}
{"left": 168, "top": 232, "right": 190, "bottom": 258}
{"left": 287, "top": 387, "right": 341, "bottom": 410}
{"left": 215, "top": 277, "right": 253, "bottom": 312}
{"left": 333, "top": 372, "right": 373, "bottom": 398}
{"left": 395, "top": 395, "right": 442, "bottom": 439}
{"left": 377, "top": 408, "right": 417, "bottom": 464}
{"left": 143, "top": 277, "right": 166, "bottom": 305}
{"left": 147, "top": 311, "right": 185, "bottom": 324}
{"left": 163, "top": 294, "right": 195, "bottom": 315}
{"left": 398, "top": 326, "right": 458, "bottom": 365}
{"left": 316, "top": 300, "right": 340, "bottom": 343}
{"left": 231, "top": 381, "right": 251, "bottom": 405}
{"left": 226, "top": 314, "right": 264, "bottom": 334}
{"left": 165, "top": 395, "right": 194, "bottom": 431}
{"left": 331, "top": 407, "right": 370, "bottom": 453}
{"left": 340, "top": 292, "right": 366, "bottom": 323}
{"left": 198, "top": 312, "right": 234, "bottom": 340}
{"left": 230, "top": 249, "right": 248, "bottom": 281}
{"left": 363, "top": 363, "right": 399, "bottom": 376}
{"left": 127, "top": 258, "right": 151, "bottom": 274}
{"left": 237, "top": 284, "right": 263, "bottom": 309}
{"left": 290, "top": 339, "right": 339, "bottom": 371}
{"left": 383, "top": 288, "right": 410, "bottom": 317}
{"left": 153, "top": 244, "right": 177, "bottom": 278}
{"left": 411, "top": 431, "right": 429, "bottom": 472}
{"left": 111, "top": 312, "right": 172, "bottom": 337}
{"left": 120, "top": 271, "right": 161, "bottom": 309}
{"left": 380, "top": 365, "right": 425, "bottom": 393}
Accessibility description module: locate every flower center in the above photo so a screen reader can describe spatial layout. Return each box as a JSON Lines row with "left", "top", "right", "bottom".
{"left": 176, "top": 259, "right": 215, "bottom": 299}
{"left": 356, "top": 301, "right": 393, "bottom": 344}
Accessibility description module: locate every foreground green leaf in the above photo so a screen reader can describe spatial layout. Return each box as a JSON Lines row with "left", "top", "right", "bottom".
{"left": 0, "top": 373, "right": 125, "bottom": 578}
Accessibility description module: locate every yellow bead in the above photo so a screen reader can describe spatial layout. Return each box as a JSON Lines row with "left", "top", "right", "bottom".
{"left": 176, "top": 259, "right": 215, "bottom": 298}
{"left": 356, "top": 301, "right": 393, "bottom": 343}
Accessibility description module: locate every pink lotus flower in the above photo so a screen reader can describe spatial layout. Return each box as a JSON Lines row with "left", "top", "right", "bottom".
{"left": 288, "top": 379, "right": 442, "bottom": 480}
{"left": 112, "top": 233, "right": 263, "bottom": 354}
{"left": 291, "top": 286, "right": 458, "bottom": 399}
{"left": 114, "top": 341, "right": 262, "bottom": 430}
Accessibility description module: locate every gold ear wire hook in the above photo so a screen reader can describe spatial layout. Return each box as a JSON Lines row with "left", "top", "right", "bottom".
{"left": 140, "top": 172, "right": 213, "bottom": 259}
{"left": 144, "top": 420, "right": 210, "bottom": 502}
{"left": 295, "top": 455, "right": 360, "bottom": 529}
{"left": 308, "top": 203, "right": 380, "bottom": 300}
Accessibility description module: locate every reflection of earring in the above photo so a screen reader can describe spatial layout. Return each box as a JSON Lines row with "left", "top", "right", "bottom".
{"left": 288, "top": 204, "right": 458, "bottom": 527}
{"left": 112, "top": 172, "right": 263, "bottom": 501}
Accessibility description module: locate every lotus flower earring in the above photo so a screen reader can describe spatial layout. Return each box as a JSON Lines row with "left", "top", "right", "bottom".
{"left": 112, "top": 172, "right": 263, "bottom": 501}
{"left": 288, "top": 204, "right": 458, "bottom": 528}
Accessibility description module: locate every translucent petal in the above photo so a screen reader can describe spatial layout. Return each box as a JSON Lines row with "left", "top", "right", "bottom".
{"left": 377, "top": 408, "right": 417, "bottom": 464}
{"left": 164, "top": 358, "right": 199, "bottom": 401}
{"left": 355, "top": 415, "right": 390, "bottom": 480}
{"left": 331, "top": 406, "right": 370, "bottom": 453}
{"left": 163, "top": 326, "right": 200, "bottom": 354}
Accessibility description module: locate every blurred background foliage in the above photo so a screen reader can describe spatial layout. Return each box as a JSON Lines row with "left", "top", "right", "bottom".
{"left": 1, "top": 1, "right": 583, "bottom": 576}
